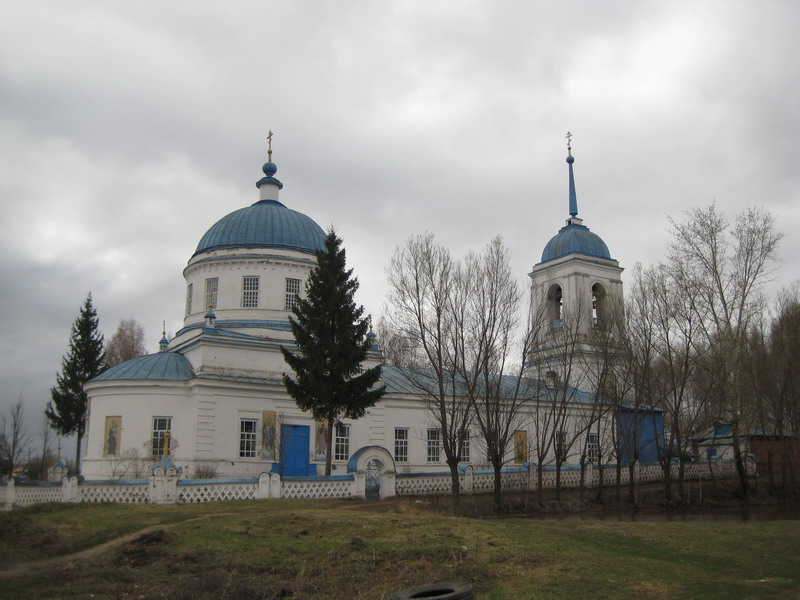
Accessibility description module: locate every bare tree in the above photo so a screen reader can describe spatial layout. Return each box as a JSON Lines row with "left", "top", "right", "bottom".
{"left": 626, "top": 263, "right": 707, "bottom": 505}
{"left": 456, "top": 237, "right": 531, "bottom": 512}
{"left": 668, "top": 204, "right": 782, "bottom": 500}
{"left": 1, "top": 395, "right": 33, "bottom": 477}
{"left": 105, "top": 319, "right": 147, "bottom": 367}
{"left": 526, "top": 299, "right": 588, "bottom": 504}
{"left": 385, "top": 233, "right": 472, "bottom": 505}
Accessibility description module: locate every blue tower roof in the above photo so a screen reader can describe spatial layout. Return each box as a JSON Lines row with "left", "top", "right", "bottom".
{"left": 194, "top": 158, "right": 326, "bottom": 257}
{"left": 92, "top": 352, "right": 195, "bottom": 382}
{"left": 541, "top": 223, "right": 612, "bottom": 262}
{"left": 194, "top": 199, "right": 326, "bottom": 256}
{"left": 540, "top": 142, "right": 613, "bottom": 264}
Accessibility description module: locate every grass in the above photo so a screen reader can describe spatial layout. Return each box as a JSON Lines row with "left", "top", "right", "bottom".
{"left": 0, "top": 497, "right": 798, "bottom": 599}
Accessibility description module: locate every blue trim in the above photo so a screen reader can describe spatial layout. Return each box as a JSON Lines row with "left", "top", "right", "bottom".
{"left": 82, "top": 478, "right": 149, "bottom": 485}
{"left": 282, "top": 475, "right": 354, "bottom": 482}
{"left": 178, "top": 477, "right": 258, "bottom": 485}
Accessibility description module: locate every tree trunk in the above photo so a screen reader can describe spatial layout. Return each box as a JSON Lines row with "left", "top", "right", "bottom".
{"left": 537, "top": 464, "right": 544, "bottom": 507}
{"left": 730, "top": 422, "right": 750, "bottom": 500}
{"left": 325, "top": 417, "right": 334, "bottom": 476}
{"left": 75, "top": 423, "right": 84, "bottom": 476}
{"left": 493, "top": 461, "right": 502, "bottom": 513}
{"left": 448, "top": 460, "right": 461, "bottom": 507}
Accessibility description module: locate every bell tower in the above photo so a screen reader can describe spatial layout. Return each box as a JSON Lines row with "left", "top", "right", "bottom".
{"left": 527, "top": 135, "right": 624, "bottom": 389}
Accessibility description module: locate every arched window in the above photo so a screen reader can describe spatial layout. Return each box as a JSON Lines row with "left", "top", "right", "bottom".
{"left": 547, "top": 284, "right": 563, "bottom": 328}
{"left": 592, "top": 283, "right": 607, "bottom": 328}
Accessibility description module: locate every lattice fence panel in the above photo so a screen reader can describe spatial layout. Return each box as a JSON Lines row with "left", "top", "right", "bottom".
{"left": 81, "top": 484, "right": 149, "bottom": 504}
{"left": 396, "top": 474, "right": 454, "bottom": 496}
{"left": 282, "top": 479, "right": 354, "bottom": 499}
{"left": 178, "top": 483, "right": 257, "bottom": 504}
{"left": 13, "top": 485, "right": 64, "bottom": 506}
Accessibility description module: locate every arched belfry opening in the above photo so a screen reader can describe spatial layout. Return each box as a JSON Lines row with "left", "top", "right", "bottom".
{"left": 592, "top": 282, "right": 607, "bottom": 329}
{"left": 547, "top": 284, "right": 563, "bottom": 326}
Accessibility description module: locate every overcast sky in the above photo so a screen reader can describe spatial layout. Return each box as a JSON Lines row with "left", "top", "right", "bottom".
{"left": 1, "top": 0, "right": 798, "bottom": 454}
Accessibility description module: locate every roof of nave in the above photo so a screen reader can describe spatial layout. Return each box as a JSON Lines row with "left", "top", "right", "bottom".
{"left": 92, "top": 351, "right": 195, "bottom": 382}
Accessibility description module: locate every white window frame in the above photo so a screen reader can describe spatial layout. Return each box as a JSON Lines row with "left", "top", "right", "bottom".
{"left": 427, "top": 429, "right": 441, "bottom": 463}
{"left": 185, "top": 283, "right": 193, "bottom": 316}
{"left": 151, "top": 417, "right": 172, "bottom": 458}
{"left": 285, "top": 278, "right": 301, "bottom": 311}
{"left": 242, "top": 276, "right": 260, "bottom": 308}
{"left": 239, "top": 418, "right": 258, "bottom": 458}
{"left": 459, "top": 431, "right": 470, "bottom": 463}
{"left": 394, "top": 428, "right": 408, "bottom": 462}
{"left": 587, "top": 432, "right": 599, "bottom": 464}
{"left": 334, "top": 423, "right": 350, "bottom": 461}
{"left": 556, "top": 430, "right": 567, "bottom": 463}
{"left": 205, "top": 277, "right": 219, "bottom": 310}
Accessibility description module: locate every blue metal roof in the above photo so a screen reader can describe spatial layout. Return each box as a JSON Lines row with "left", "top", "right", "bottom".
{"left": 541, "top": 223, "right": 612, "bottom": 263}
{"left": 92, "top": 352, "right": 195, "bottom": 382}
{"left": 194, "top": 199, "right": 326, "bottom": 257}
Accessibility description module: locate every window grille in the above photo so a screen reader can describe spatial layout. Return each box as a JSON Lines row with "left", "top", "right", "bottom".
{"left": 242, "top": 276, "right": 259, "bottom": 308}
{"left": 587, "top": 432, "right": 599, "bottom": 464}
{"left": 556, "top": 431, "right": 567, "bottom": 462}
{"left": 459, "top": 431, "right": 470, "bottom": 463}
{"left": 239, "top": 418, "right": 258, "bottom": 458}
{"left": 427, "top": 429, "right": 441, "bottom": 462}
{"left": 205, "top": 277, "right": 219, "bottom": 310}
{"left": 394, "top": 428, "right": 408, "bottom": 462}
{"left": 151, "top": 417, "right": 172, "bottom": 457}
{"left": 334, "top": 423, "right": 350, "bottom": 461}
{"left": 285, "top": 278, "right": 301, "bottom": 310}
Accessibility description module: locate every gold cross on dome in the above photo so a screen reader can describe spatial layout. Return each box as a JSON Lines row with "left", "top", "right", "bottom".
{"left": 267, "top": 130, "right": 273, "bottom": 161}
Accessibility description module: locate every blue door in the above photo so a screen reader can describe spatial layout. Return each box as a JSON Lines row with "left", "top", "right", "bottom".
{"left": 281, "top": 424, "right": 311, "bottom": 476}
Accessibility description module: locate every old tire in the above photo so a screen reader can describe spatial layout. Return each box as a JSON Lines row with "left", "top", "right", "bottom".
{"left": 390, "top": 582, "right": 474, "bottom": 599}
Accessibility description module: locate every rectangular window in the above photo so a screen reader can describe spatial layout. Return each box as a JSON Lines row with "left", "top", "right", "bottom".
{"left": 205, "top": 277, "right": 219, "bottom": 310}
{"left": 556, "top": 431, "right": 567, "bottom": 463}
{"left": 242, "top": 276, "right": 260, "bottom": 308}
{"left": 427, "top": 429, "right": 441, "bottom": 463}
{"left": 285, "top": 278, "right": 301, "bottom": 311}
{"left": 185, "top": 283, "right": 193, "bottom": 316}
{"left": 587, "top": 432, "right": 599, "bottom": 464}
{"left": 239, "top": 418, "right": 258, "bottom": 458}
{"left": 514, "top": 430, "right": 528, "bottom": 464}
{"left": 394, "top": 428, "right": 408, "bottom": 462}
{"left": 334, "top": 423, "right": 350, "bottom": 461}
{"left": 151, "top": 417, "right": 172, "bottom": 458}
{"left": 459, "top": 431, "right": 470, "bottom": 463}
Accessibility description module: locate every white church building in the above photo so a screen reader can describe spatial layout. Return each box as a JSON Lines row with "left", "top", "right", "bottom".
{"left": 81, "top": 143, "right": 639, "bottom": 481}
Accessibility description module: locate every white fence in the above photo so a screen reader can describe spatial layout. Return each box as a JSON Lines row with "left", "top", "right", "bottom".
{"left": 395, "top": 460, "right": 755, "bottom": 497}
{"left": 1, "top": 460, "right": 752, "bottom": 509}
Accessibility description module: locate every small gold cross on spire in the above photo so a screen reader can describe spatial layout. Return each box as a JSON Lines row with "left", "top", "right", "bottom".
{"left": 267, "top": 130, "right": 273, "bottom": 162}
{"left": 566, "top": 131, "right": 573, "bottom": 156}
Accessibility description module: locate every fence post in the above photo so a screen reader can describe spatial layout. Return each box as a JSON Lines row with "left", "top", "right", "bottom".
{"left": 269, "top": 472, "right": 282, "bottom": 498}
{"left": 463, "top": 465, "right": 474, "bottom": 494}
{"left": 257, "top": 473, "right": 271, "bottom": 499}
{"left": 3, "top": 478, "right": 14, "bottom": 510}
{"left": 353, "top": 473, "right": 366, "bottom": 498}
{"left": 148, "top": 457, "right": 182, "bottom": 504}
{"left": 62, "top": 476, "right": 80, "bottom": 503}
{"left": 379, "top": 471, "right": 396, "bottom": 499}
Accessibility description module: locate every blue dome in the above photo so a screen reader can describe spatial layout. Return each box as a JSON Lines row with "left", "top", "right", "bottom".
{"left": 541, "top": 223, "right": 612, "bottom": 263}
{"left": 92, "top": 352, "right": 195, "bottom": 382}
{"left": 194, "top": 199, "right": 326, "bottom": 256}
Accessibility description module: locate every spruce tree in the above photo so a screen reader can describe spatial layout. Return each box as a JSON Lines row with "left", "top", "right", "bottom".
{"left": 281, "top": 231, "right": 385, "bottom": 475}
{"left": 46, "top": 294, "right": 106, "bottom": 475}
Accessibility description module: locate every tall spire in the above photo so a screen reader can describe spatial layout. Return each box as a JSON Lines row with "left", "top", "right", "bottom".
{"left": 566, "top": 131, "right": 578, "bottom": 218}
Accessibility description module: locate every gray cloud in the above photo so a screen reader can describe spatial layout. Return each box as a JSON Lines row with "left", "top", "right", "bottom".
{"left": 1, "top": 0, "right": 797, "bottom": 448}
